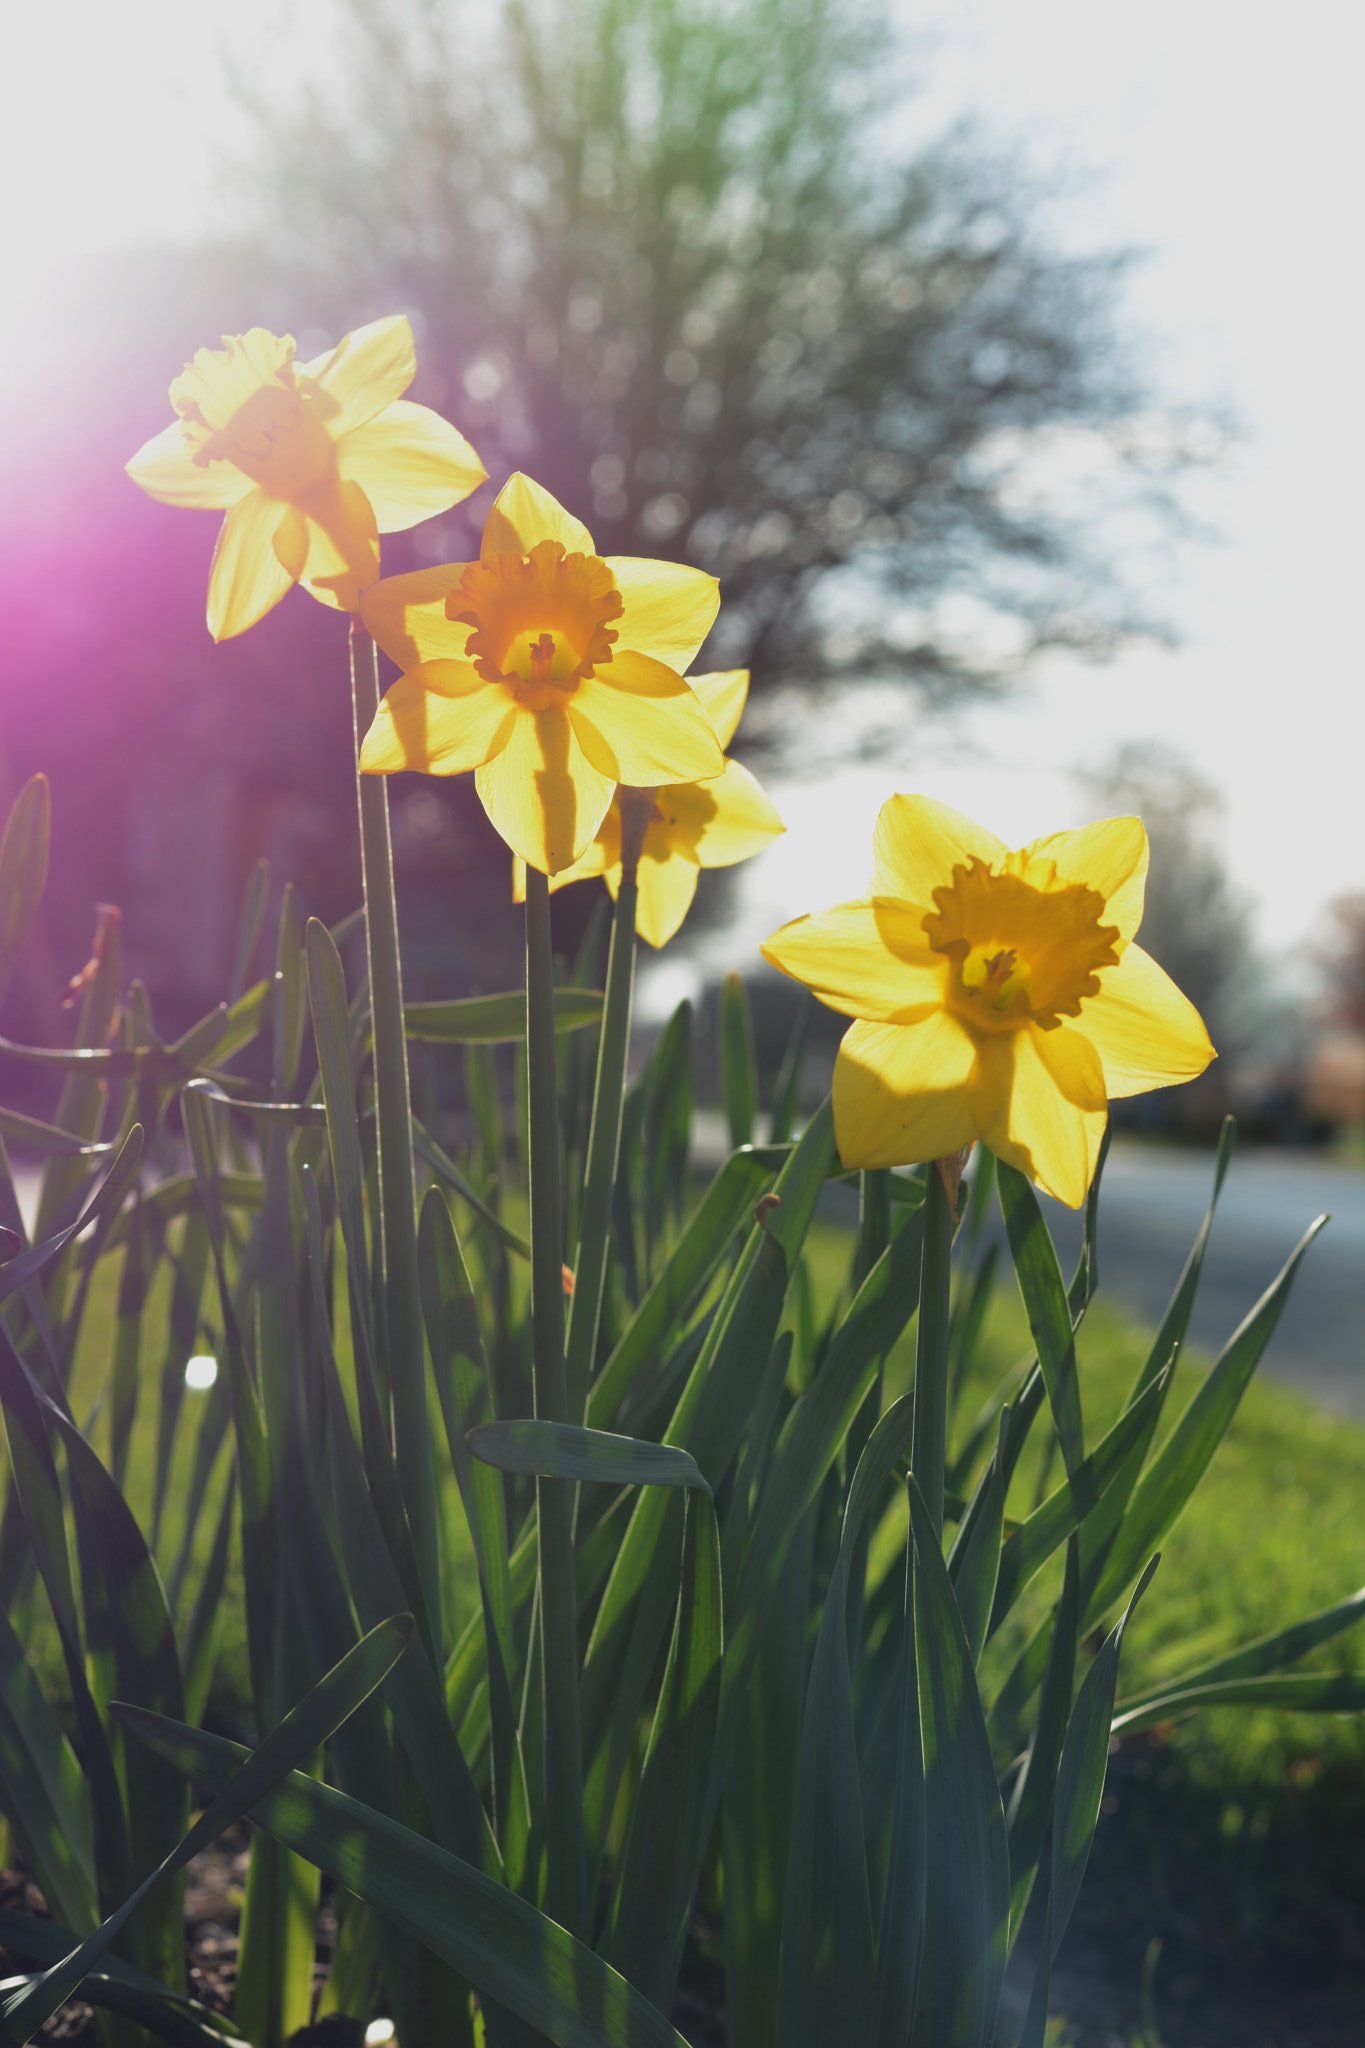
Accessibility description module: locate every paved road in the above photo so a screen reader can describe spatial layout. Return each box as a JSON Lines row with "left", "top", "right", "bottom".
{"left": 978, "top": 1144, "right": 1365, "bottom": 1419}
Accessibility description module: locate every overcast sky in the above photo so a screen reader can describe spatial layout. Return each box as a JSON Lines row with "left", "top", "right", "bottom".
{"left": 2, "top": 0, "right": 1359, "bottom": 990}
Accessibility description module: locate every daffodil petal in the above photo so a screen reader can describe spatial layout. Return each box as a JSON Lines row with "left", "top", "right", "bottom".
{"left": 1024, "top": 815, "right": 1149, "bottom": 945}
{"left": 337, "top": 400, "right": 487, "bottom": 532}
{"left": 514, "top": 854, "right": 589, "bottom": 900}
{"left": 296, "top": 480, "right": 381, "bottom": 612}
{"left": 517, "top": 816, "right": 619, "bottom": 901}
{"left": 968, "top": 1028, "right": 1106, "bottom": 1209}
{"left": 481, "top": 474, "right": 594, "bottom": 559}
{"left": 689, "top": 760, "right": 784, "bottom": 867}
{"left": 300, "top": 315, "right": 416, "bottom": 435}
{"left": 561, "top": 818, "right": 619, "bottom": 883}
{"left": 647, "top": 761, "right": 782, "bottom": 868}
{"left": 1079, "top": 943, "right": 1216, "bottom": 1097}
{"left": 569, "top": 655, "right": 725, "bottom": 784}
{"left": 361, "top": 663, "right": 513, "bottom": 776}
{"left": 606, "top": 558, "right": 721, "bottom": 673}
{"left": 170, "top": 329, "right": 295, "bottom": 433}
{"left": 832, "top": 1013, "right": 978, "bottom": 1169}
{"left": 1031, "top": 1020, "right": 1109, "bottom": 1113}
{"left": 634, "top": 853, "right": 701, "bottom": 948}
{"left": 126, "top": 420, "right": 254, "bottom": 509}
{"left": 359, "top": 563, "right": 474, "bottom": 669}
{"left": 272, "top": 503, "right": 309, "bottom": 580}
{"left": 685, "top": 670, "right": 749, "bottom": 750}
{"left": 871, "top": 794, "right": 1009, "bottom": 910}
{"left": 761, "top": 902, "right": 946, "bottom": 1023}
{"left": 206, "top": 492, "right": 297, "bottom": 641}
{"left": 475, "top": 704, "right": 614, "bottom": 874}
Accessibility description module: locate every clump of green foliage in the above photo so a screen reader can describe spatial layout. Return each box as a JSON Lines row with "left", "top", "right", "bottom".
{"left": 0, "top": 763, "right": 1359, "bottom": 2048}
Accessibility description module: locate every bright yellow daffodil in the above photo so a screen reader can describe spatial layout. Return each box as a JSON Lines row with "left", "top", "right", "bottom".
{"left": 762, "top": 793, "right": 1215, "bottom": 1207}
{"left": 358, "top": 473, "right": 725, "bottom": 875}
{"left": 511, "top": 669, "right": 785, "bottom": 945}
{"left": 127, "top": 318, "right": 487, "bottom": 639}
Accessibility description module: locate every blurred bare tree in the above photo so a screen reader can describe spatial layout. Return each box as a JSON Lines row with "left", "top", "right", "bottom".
{"left": 231, "top": 0, "right": 1212, "bottom": 720}
{"left": 1317, "top": 895, "right": 1365, "bottom": 1031}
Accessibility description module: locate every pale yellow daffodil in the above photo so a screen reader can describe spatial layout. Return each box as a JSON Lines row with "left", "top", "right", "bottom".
{"left": 358, "top": 473, "right": 725, "bottom": 875}
{"left": 762, "top": 794, "right": 1215, "bottom": 1207}
{"left": 127, "top": 317, "right": 487, "bottom": 639}
{"left": 511, "top": 670, "right": 784, "bottom": 945}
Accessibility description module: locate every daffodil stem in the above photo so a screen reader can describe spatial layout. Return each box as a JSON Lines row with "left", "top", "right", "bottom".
{"left": 855, "top": 1168, "right": 892, "bottom": 1289}
{"left": 564, "top": 873, "right": 638, "bottom": 1426}
{"left": 350, "top": 621, "right": 441, "bottom": 1656}
{"left": 524, "top": 863, "right": 587, "bottom": 1936}
{"left": 911, "top": 1162, "right": 954, "bottom": 1537}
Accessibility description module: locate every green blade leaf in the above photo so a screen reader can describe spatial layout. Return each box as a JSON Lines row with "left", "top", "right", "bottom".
{"left": 1087, "top": 1216, "right": 1329, "bottom": 1619}
{"left": 1050, "top": 1558, "right": 1158, "bottom": 1942}
{"left": 719, "top": 971, "right": 758, "bottom": 1150}
{"left": 418, "top": 1186, "right": 514, "bottom": 1663}
{"left": 183, "top": 1081, "right": 326, "bottom": 1127}
{"left": 274, "top": 881, "right": 307, "bottom": 1094}
{"left": 0, "top": 1323, "right": 133, "bottom": 1918}
{"left": 604, "top": 1494, "right": 724, "bottom": 2012}
{"left": 907, "top": 1472, "right": 1009, "bottom": 2048}
{"left": 872, "top": 1521, "right": 926, "bottom": 2048}
{"left": 302, "top": 1172, "right": 500, "bottom": 1877}
{"left": 169, "top": 978, "right": 272, "bottom": 1073}
{"left": 0, "top": 1126, "right": 144, "bottom": 1305}
{"left": 1004, "top": 1538, "right": 1080, "bottom": 1941}
{"left": 180, "top": 1469, "right": 237, "bottom": 1728}
{"left": 586, "top": 1145, "right": 778, "bottom": 1430}
{"left": 1114, "top": 1583, "right": 1365, "bottom": 1723}
{"left": 0, "top": 1105, "right": 111, "bottom": 1157}
{"left": 767, "top": 990, "right": 812, "bottom": 1146}
{"left": 305, "top": 928, "right": 438, "bottom": 1658}
{"left": 227, "top": 856, "right": 270, "bottom": 1004}
{"left": 349, "top": 633, "right": 442, "bottom": 1660}
{"left": 779, "top": 1401, "right": 916, "bottom": 2048}
{"left": 410, "top": 1111, "right": 530, "bottom": 1257}
{"left": 471, "top": 1419, "right": 711, "bottom": 1494}
{"left": 4, "top": 1607, "right": 413, "bottom": 2041}
{"left": 113, "top": 1718, "right": 689, "bottom": 2048}
{"left": 399, "top": 987, "right": 604, "bottom": 1042}
{"left": 1079, "top": 1118, "right": 1236, "bottom": 1600}
{"left": 56, "top": 1402, "right": 189, "bottom": 1987}
{"left": 637, "top": 999, "right": 693, "bottom": 1261}
{"left": 989, "top": 1373, "right": 1167, "bottom": 1637}
{"left": 996, "top": 1161, "right": 1084, "bottom": 1477}
{"left": 0, "top": 774, "right": 50, "bottom": 1008}
{"left": 723, "top": 1197, "right": 926, "bottom": 1733}
{"left": 1112, "top": 1669, "right": 1365, "bottom": 1734}
{"left": 724, "top": 1497, "right": 811, "bottom": 2047}
{"left": 0, "top": 1608, "right": 98, "bottom": 1934}
{"left": 0, "top": 1910, "right": 249, "bottom": 2048}
{"left": 946, "top": 1405, "right": 1007, "bottom": 1667}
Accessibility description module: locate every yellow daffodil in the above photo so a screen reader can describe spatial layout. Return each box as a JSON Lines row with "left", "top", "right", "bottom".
{"left": 511, "top": 669, "right": 785, "bottom": 944}
{"left": 127, "top": 317, "right": 487, "bottom": 639}
{"left": 358, "top": 473, "right": 725, "bottom": 875}
{"left": 762, "top": 794, "right": 1215, "bottom": 1207}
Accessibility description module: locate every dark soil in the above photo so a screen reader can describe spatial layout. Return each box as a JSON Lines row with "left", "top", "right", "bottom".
{"left": 999, "top": 1733, "right": 1365, "bottom": 2048}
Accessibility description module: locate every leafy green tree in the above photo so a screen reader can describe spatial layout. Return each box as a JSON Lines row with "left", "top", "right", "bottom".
{"left": 233, "top": 0, "right": 1206, "bottom": 707}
